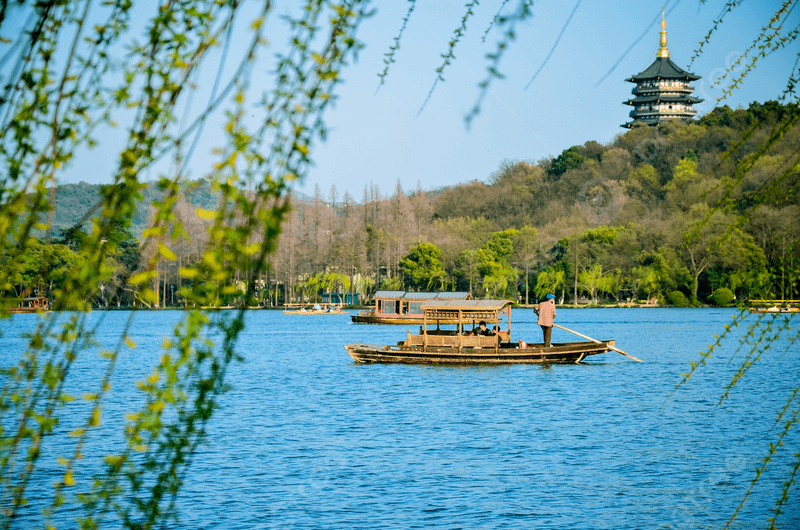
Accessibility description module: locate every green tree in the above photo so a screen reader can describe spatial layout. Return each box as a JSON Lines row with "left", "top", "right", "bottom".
{"left": 666, "top": 290, "right": 689, "bottom": 307}
{"left": 548, "top": 146, "right": 584, "bottom": 178}
{"left": 400, "top": 243, "right": 447, "bottom": 291}
{"left": 631, "top": 250, "right": 687, "bottom": 303}
{"left": 482, "top": 229, "right": 517, "bottom": 264}
{"left": 512, "top": 225, "right": 539, "bottom": 304}
{"left": 578, "top": 264, "right": 616, "bottom": 305}
{"left": 632, "top": 264, "right": 660, "bottom": 302}
{"left": 677, "top": 205, "right": 742, "bottom": 303}
{"left": 457, "top": 249, "right": 482, "bottom": 296}
{"left": 749, "top": 205, "right": 800, "bottom": 300}
{"left": 709, "top": 287, "right": 735, "bottom": 306}
{"left": 1, "top": 241, "right": 79, "bottom": 297}
{"left": 474, "top": 229, "right": 519, "bottom": 298}
{"left": 534, "top": 267, "right": 565, "bottom": 302}
{"left": 483, "top": 264, "right": 518, "bottom": 299}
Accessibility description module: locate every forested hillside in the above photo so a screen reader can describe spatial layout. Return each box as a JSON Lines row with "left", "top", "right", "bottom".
{"left": 13, "top": 101, "right": 800, "bottom": 308}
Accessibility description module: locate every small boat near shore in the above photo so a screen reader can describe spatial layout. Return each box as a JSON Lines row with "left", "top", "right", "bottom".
{"left": 749, "top": 306, "right": 800, "bottom": 313}
{"left": 747, "top": 299, "right": 800, "bottom": 313}
{"left": 5, "top": 296, "right": 51, "bottom": 313}
{"left": 345, "top": 299, "right": 633, "bottom": 365}
{"left": 284, "top": 302, "right": 347, "bottom": 315}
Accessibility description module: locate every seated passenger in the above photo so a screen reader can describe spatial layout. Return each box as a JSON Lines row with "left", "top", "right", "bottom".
{"left": 476, "top": 321, "right": 494, "bottom": 336}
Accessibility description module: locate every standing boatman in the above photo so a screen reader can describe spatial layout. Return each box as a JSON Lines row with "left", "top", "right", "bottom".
{"left": 534, "top": 294, "right": 557, "bottom": 347}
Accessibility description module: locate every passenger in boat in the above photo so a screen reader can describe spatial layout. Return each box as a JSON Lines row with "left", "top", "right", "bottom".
{"left": 535, "top": 294, "right": 557, "bottom": 347}
{"left": 476, "top": 321, "right": 494, "bottom": 336}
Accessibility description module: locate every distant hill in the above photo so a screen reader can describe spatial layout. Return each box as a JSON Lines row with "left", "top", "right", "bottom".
{"left": 47, "top": 179, "right": 449, "bottom": 240}
{"left": 47, "top": 179, "right": 221, "bottom": 240}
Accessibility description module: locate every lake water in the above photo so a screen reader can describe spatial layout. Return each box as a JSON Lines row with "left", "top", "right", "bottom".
{"left": 2, "top": 308, "right": 799, "bottom": 529}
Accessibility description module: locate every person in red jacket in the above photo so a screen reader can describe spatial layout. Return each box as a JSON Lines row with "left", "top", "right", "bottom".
{"left": 535, "top": 294, "right": 557, "bottom": 347}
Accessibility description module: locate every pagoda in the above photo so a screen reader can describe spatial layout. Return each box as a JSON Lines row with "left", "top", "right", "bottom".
{"left": 622, "top": 8, "right": 702, "bottom": 128}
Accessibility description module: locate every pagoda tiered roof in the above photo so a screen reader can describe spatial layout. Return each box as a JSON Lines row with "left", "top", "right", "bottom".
{"left": 626, "top": 57, "right": 700, "bottom": 83}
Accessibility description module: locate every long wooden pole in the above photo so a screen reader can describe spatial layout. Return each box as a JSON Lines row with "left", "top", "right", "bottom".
{"left": 553, "top": 323, "right": 643, "bottom": 362}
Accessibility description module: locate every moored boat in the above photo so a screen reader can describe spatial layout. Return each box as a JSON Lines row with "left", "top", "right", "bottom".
{"left": 284, "top": 302, "right": 347, "bottom": 315}
{"left": 747, "top": 299, "right": 800, "bottom": 313}
{"left": 351, "top": 290, "right": 479, "bottom": 324}
{"left": 5, "top": 296, "right": 51, "bottom": 313}
{"left": 345, "top": 299, "right": 623, "bottom": 365}
{"left": 748, "top": 307, "right": 800, "bottom": 313}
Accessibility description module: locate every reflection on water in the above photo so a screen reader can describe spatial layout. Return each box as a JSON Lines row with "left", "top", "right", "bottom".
{"left": 2, "top": 308, "right": 798, "bottom": 529}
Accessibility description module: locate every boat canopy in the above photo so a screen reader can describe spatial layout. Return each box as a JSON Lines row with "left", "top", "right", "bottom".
{"left": 420, "top": 299, "right": 513, "bottom": 322}
{"left": 373, "top": 291, "right": 471, "bottom": 300}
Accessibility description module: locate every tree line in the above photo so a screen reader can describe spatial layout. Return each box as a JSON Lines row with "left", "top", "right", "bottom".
{"left": 5, "top": 101, "right": 799, "bottom": 308}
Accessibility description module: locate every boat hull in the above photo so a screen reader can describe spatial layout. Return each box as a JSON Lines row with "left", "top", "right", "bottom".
{"left": 344, "top": 340, "right": 613, "bottom": 365}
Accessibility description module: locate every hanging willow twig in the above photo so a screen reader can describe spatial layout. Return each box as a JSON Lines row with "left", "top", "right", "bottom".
{"left": 0, "top": 2, "right": 369, "bottom": 529}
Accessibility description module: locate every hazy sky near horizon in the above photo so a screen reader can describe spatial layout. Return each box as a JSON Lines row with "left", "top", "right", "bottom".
{"left": 51, "top": 1, "right": 799, "bottom": 200}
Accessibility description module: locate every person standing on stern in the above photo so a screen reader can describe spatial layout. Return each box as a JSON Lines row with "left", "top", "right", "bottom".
{"left": 535, "top": 294, "right": 557, "bottom": 347}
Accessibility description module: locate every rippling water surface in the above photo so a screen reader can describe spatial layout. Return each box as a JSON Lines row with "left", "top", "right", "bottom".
{"left": 3, "top": 308, "right": 799, "bottom": 529}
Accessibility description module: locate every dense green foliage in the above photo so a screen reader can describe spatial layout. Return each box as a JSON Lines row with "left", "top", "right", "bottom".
{"left": 666, "top": 290, "right": 689, "bottom": 307}
{"left": 400, "top": 243, "right": 447, "bottom": 290}
{"left": 709, "top": 287, "right": 735, "bottom": 306}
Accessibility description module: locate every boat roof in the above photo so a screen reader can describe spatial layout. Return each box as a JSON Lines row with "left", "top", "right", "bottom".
{"left": 420, "top": 299, "right": 513, "bottom": 312}
{"left": 373, "top": 291, "right": 471, "bottom": 300}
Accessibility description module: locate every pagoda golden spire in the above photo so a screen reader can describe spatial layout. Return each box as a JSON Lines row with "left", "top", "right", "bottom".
{"left": 658, "top": 6, "right": 670, "bottom": 58}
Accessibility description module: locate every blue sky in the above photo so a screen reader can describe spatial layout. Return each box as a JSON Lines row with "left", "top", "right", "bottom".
{"left": 49, "top": 1, "right": 798, "bottom": 199}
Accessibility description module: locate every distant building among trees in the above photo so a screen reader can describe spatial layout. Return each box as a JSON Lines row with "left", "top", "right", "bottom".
{"left": 622, "top": 8, "right": 703, "bottom": 128}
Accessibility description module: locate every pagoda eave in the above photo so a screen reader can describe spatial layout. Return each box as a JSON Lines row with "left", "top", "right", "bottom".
{"left": 627, "top": 73, "right": 701, "bottom": 83}
{"left": 625, "top": 95, "right": 704, "bottom": 105}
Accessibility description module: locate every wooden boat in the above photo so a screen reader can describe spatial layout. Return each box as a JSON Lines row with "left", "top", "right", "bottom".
{"left": 748, "top": 306, "right": 800, "bottom": 313}
{"left": 747, "top": 299, "right": 800, "bottom": 313}
{"left": 351, "top": 290, "right": 482, "bottom": 324}
{"left": 345, "top": 299, "right": 616, "bottom": 365}
{"left": 283, "top": 302, "right": 347, "bottom": 315}
{"left": 6, "top": 296, "right": 51, "bottom": 313}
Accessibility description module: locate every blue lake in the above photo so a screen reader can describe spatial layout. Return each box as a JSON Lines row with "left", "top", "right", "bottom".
{"left": 2, "top": 308, "right": 799, "bottom": 529}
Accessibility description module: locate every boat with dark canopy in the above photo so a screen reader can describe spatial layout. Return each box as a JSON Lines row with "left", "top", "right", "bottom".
{"left": 351, "top": 291, "right": 476, "bottom": 324}
{"left": 345, "top": 299, "right": 627, "bottom": 365}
